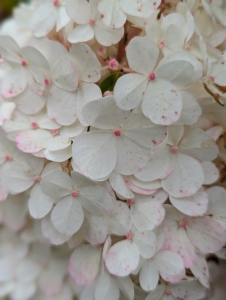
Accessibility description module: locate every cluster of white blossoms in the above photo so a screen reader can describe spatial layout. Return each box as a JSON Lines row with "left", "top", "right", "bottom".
{"left": 0, "top": 0, "right": 226, "bottom": 299}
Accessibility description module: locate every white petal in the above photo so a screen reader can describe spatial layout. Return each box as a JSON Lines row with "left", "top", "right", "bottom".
{"left": 169, "top": 189, "right": 208, "bottom": 217}
{"left": 30, "top": 3, "right": 57, "bottom": 37}
{"left": 40, "top": 170, "right": 73, "bottom": 198}
{"left": 51, "top": 196, "right": 84, "bottom": 235}
{"left": 72, "top": 132, "right": 117, "bottom": 180}
{"left": 82, "top": 212, "right": 107, "bottom": 245}
{"left": 69, "top": 244, "right": 101, "bottom": 285}
{"left": 82, "top": 96, "right": 131, "bottom": 129}
{"left": 155, "top": 60, "right": 194, "bottom": 89}
{"left": 56, "top": 6, "right": 70, "bottom": 32}
{"left": 161, "top": 153, "right": 204, "bottom": 198}
{"left": 171, "top": 279, "right": 207, "bottom": 299}
{"left": 29, "top": 184, "right": 53, "bottom": 219}
{"left": 126, "top": 36, "right": 159, "bottom": 75}
{"left": 109, "top": 172, "right": 134, "bottom": 199}
{"left": 115, "top": 134, "right": 151, "bottom": 175}
{"left": 115, "top": 276, "right": 134, "bottom": 300}
{"left": 0, "top": 179, "right": 8, "bottom": 202}
{"left": 186, "top": 216, "right": 226, "bottom": 253}
{"left": 48, "top": 135, "right": 71, "bottom": 151}
{"left": 44, "top": 147, "right": 72, "bottom": 162}
{"left": 51, "top": 56, "right": 79, "bottom": 91}
{"left": 154, "top": 250, "right": 185, "bottom": 282}
{"left": 144, "top": 284, "right": 165, "bottom": 300}
{"left": 124, "top": 177, "right": 157, "bottom": 196}
{"left": 94, "top": 21, "right": 124, "bottom": 46}
{"left": 68, "top": 24, "right": 94, "bottom": 44}
{"left": 202, "top": 162, "right": 219, "bottom": 185}
{"left": 120, "top": 0, "right": 160, "bottom": 18}
{"left": 139, "top": 259, "right": 159, "bottom": 291}
{"left": 108, "top": 201, "right": 132, "bottom": 235}
{"left": 131, "top": 198, "right": 165, "bottom": 231}
{"left": 66, "top": 0, "right": 91, "bottom": 24}
{"left": 79, "top": 185, "right": 114, "bottom": 215}
{"left": 142, "top": 80, "right": 182, "bottom": 125}
{"left": 48, "top": 85, "right": 77, "bottom": 126}
{"left": 190, "top": 253, "right": 209, "bottom": 288}
{"left": 95, "top": 272, "right": 120, "bottom": 300}
{"left": 114, "top": 74, "right": 148, "bottom": 110}
{"left": 2, "top": 162, "right": 34, "bottom": 194}
{"left": 98, "top": 0, "right": 127, "bottom": 28}
{"left": 105, "top": 240, "right": 140, "bottom": 276}
{"left": 41, "top": 215, "right": 71, "bottom": 245}
{"left": 76, "top": 82, "right": 102, "bottom": 126}
{"left": 70, "top": 43, "right": 101, "bottom": 83}
{"left": 135, "top": 146, "right": 175, "bottom": 181}
{"left": 174, "top": 91, "right": 202, "bottom": 125}
{"left": 132, "top": 228, "right": 156, "bottom": 259}
{"left": 1, "top": 68, "right": 27, "bottom": 98}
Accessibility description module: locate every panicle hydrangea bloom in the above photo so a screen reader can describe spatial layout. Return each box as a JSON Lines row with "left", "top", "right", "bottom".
{"left": 0, "top": 0, "right": 226, "bottom": 299}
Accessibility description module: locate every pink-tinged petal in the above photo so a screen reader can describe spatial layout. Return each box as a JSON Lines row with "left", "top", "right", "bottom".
{"left": 1, "top": 68, "right": 27, "bottom": 98}
{"left": 41, "top": 215, "right": 71, "bottom": 246}
{"left": 98, "top": 0, "right": 126, "bottom": 28}
{"left": 171, "top": 279, "right": 206, "bottom": 299}
{"left": 190, "top": 252, "right": 209, "bottom": 288}
{"left": 126, "top": 36, "right": 159, "bottom": 76}
{"left": 169, "top": 189, "right": 208, "bottom": 217}
{"left": 186, "top": 216, "right": 226, "bottom": 253}
{"left": 109, "top": 172, "right": 134, "bottom": 199}
{"left": 51, "top": 196, "right": 84, "bottom": 235}
{"left": 161, "top": 153, "right": 204, "bottom": 198}
{"left": 16, "top": 129, "right": 52, "bottom": 153}
{"left": 139, "top": 259, "right": 159, "bottom": 291}
{"left": 105, "top": 240, "right": 140, "bottom": 276}
{"left": 124, "top": 177, "right": 157, "bottom": 195}
{"left": 154, "top": 250, "right": 185, "bottom": 282}
{"left": 142, "top": 80, "right": 182, "bottom": 125}
{"left": 69, "top": 244, "right": 102, "bottom": 285}
{"left": 127, "top": 176, "right": 162, "bottom": 191}
{"left": 120, "top": 0, "right": 161, "bottom": 18}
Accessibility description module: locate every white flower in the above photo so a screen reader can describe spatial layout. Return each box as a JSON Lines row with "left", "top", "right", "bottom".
{"left": 30, "top": 0, "right": 70, "bottom": 37}
{"left": 0, "top": 36, "right": 50, "bottom": 98}
{"left": 72, "top": 96, "right": 166, "bottom": 180}
{"left": 114, "top": 36, "right": 200, "bottom": 125}
{"left": 66, "top": 0, "right": 124, "bottom": 46}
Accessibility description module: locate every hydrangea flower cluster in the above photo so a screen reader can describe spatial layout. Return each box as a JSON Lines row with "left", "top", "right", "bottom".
{"left": 0, "top": 0, "right": 226, "bottom": 299}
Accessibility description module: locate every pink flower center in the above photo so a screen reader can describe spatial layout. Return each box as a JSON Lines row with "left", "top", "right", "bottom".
{"left": 51, "top": 129, "right": 58, "bottom": 135}
{"left": 89, "top": 19, "right": 95, "bottom": 25}
{"left": 171, "top": 146, "right": 178, "bottom": 153}
{"left": 179, "top": 220, "right": 187, "bottom": 228}
{"left": 166, "top": 290, "right": 172, "bottom": 296}
{"left": 31, "top": 122, "right": 38, "bottom": 128}
{"left": 53, "top": 0, "right": 59, "bottom": 6}
{"left": 158, "top": 40, "right": 165, "bottom": 48}
{"left": 114, "top": 130, "right": 121, "bottom": 137}
{"left": 209, "top": 76, "right": 214, "bottom": 83}
{"left": 103, "top": 91, "right": 113, "bottom": 97}
{"left": 33, "top": 176, "right": 41, "bottom": 182}
{"left": 21, "top": 60, "right": 27, "bottom": 67}
{"left": 45, "top": 78, "right": 51, "bottom": 85}
{"left": 127, "top": 199, "right": 134, "bottom": 205}
{"left": 125, "top": 232, "right": 132, "bottom": 239}
{"left": 149, "top": 72, "right": 155, "bottom": 80}
{"left": 5, "top": 155, "right": 11, "bottom": 161}
{"left": 71, "top": 191, "right": 78, "bottom": 197}
{"left": 184, "top": 44, "right": 190, "bottom": 51}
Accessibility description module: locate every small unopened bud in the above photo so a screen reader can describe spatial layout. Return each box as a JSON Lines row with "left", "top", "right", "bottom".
{"left": 103, "top": 91, "right": 113, "bottom": 97}
{"left": 109, "top": 59, "right": 119, "bottom": 71}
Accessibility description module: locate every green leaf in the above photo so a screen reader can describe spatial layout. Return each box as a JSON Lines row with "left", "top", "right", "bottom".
{"left": 100, "top": 72, "right": 122, "bottom": 94}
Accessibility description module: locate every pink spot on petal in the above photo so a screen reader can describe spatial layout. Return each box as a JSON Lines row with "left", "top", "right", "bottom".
{"left": 209, "top": 76, "right": 214, "bottom": 83}
{"left": 114, "top": 130, "right": 121, "bottom": 136}
{"left": 89, "top": 18, "right": 95, "bottom": 25}
{"left": 149, "top": 72, "right": 155, "bottom": 80}
{"left": 103, "top": 91, "right": 113, "bottom": 97}
{"left": 45, "top": 78, "right": 51, "bottom": 85}
{"left": 31, "top": 122, "right": 38, "bottom": 128}
{"left": 21, "top": 60, "right": 27, "bottom": 67}
{"left": 33, "top": 176, "right": 41, "bottom": 182}
{"left": 158, "top": 40, "right": 165, "bottom": 48}
{"left": 179, "top": 220, "right": 187, "bottom": 228}
{"left": 51, "top": 129, "right": 58, "bottom": 135}
{"left": 71, "top": 191, "right": 78, "bottom": 197}
{"left": 5, "top": 155, "right": 11, "bottom": 161}
{"left": 166, "top": 290, "right": 172, "bottom": 296}
{"left": 127, "top": 199, "right": 134, "bottom": 205}
{"left": 53, "top": 0, "right": 59, "bottom": 6}
{"left": 125, "top": 232, "right": 132, "bottom": 239}
{"left": 171, "top": 146, "right": 178, "bottom": 153}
